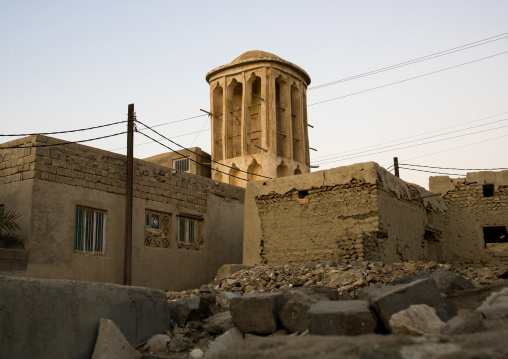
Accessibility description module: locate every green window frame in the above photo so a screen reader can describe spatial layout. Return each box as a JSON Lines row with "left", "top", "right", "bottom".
{"left": 74, "top": 206, "right": 106, "bottom": 254}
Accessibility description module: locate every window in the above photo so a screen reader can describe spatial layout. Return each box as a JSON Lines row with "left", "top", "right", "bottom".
{"left": 483, "top": 226, "right": 508, "bottom": 245}
{"left": 177, "top": 216, "right": 201, "bottom": 247}
{"left": 74, "top": 206, "right": 106, "bottom": 254}
{"left": 173, "top": 158, "right": 190, "bottom": 172}
{"left": 145, "top": 210, "right": 171, "bottom": 248}
{"left": 483, "top": 184, "right": 494, "bottom": 197}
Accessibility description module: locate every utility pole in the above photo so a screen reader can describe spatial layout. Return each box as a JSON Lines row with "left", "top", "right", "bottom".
{"left": 124, "top": 104, "right": 134, "bottom": 285}
{"left": 393, "top": 157, "right": 399, "bottom": 178}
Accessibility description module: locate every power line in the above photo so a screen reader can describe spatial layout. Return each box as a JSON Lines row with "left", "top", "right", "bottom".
{"left": 137, "top": 114, "right": 207, "bottom": 130}
{"left": 0, "top": 132, "right": 126, "bottom": 149}
{"left": 315, "top": 124, "right": 508, "bottom": 166}
{"left": 307, "top": 50, "right": 508, "bottom": 107}
{"left": 134, "top": 119, "right": 273, "bottom": 180}
{"left": 308, "top": 32, "right": 508, "bottom": 91}
{"left": 0, "top": 120, "right": 126, "bottom": 137}
{"left": 313, "top": 111, "right": 508, "bottom": 161}
{"left": 190, "top": 116, "right": 210, "bottom": 147}
{"left": 400, "top": 163, "right": 508, "bottom": 171}
{"left": 398, "top": 167, "right": 465, "bottom": 177}
{"left": 110, "top": 128, "right": 211, "bottom": 151}
{"left": 136, "top": 130, "right": 249, "bottom": 182}
{"left": 403, "top": 133, "right": 508, "bottom": 162}
{"left": 313, "top": 118, "right": 508, "bottom": 163}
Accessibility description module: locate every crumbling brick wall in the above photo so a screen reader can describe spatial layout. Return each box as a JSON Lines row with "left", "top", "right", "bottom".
{"left": 244, "top": 162, "right": 444, "bottom": 266}
{"left": 430, "top": 172, "right": 508, "bottom": 267}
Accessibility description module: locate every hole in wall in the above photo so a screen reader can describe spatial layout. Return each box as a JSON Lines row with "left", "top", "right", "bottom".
{"left": 298, "top": 190, "right": 309, "bottom": 199}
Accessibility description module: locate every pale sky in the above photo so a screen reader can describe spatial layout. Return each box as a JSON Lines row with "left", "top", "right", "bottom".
{"left": 1, "top": 1, "right": 507, "bottom": 189}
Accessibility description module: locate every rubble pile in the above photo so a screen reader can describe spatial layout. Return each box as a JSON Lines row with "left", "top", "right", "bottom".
{"left": 167, "top": 261, "right": 507, "bottom": 301}
{"left": 139, "top": 261, "right": 508, "bottom": 358}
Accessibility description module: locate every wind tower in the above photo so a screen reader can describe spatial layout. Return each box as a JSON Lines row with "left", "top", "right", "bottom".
{"left": 206, "top": 50, "right": 311, "bottom": 187}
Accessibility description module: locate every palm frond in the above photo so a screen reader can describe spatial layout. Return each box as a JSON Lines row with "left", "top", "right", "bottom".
{"left": 0, "top": 210, "right": 21, "bottom": 233}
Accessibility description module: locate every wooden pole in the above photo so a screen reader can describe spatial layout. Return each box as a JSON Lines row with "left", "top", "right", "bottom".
{"left": 124, "top": 104, "right": 134, "bottom": 285}
{"left": 394, "top": 157, "right": 399, "bottom": 178}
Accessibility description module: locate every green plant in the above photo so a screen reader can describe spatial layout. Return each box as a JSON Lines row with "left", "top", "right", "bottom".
{"left": 0, "top": 209, "right": 21, "bottom": 234}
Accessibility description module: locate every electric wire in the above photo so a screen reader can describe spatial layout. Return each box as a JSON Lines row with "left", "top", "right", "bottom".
{"left": 189, "top": 116, "right": 210, "bottom": 147}
{"left": 400, "top": 164, "right": 508, "bottom": 171}
{"left": 0, "top": 120, "right": 126, "bottom": 137}
{"left": 307, "top": 50, "right": 508, "bottom": 107}
{"left": 136, "top": 130, "right": 249, "bottom": 182}
{"left": 308, "top": 32, "right": 508, "bottom": 91}
{"left": 313, "top": 118, "right": 508, "bottom": 163}
{"left": 315, "top": 124, "right": 508, "bottom": 166}
{"left": 398, "top": 167, "right": 465, "bottom": 176}
{"left": 110, "top": 128, "right": 211, "bottom": 151}
{"left": 137, "top": 114, "right": 207, "bottom": 130}
{"left": 0, "top": 132, "right": 127, "bottom": 149}
{"left": 312, "top": 111, "right": 508, "bottom": 161}
{"left": 134, "top": 119, "right": 273, "bottom": 180}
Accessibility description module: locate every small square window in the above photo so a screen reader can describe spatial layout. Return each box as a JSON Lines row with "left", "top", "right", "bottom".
{"left": 173, "top": 158, "right": 190, "bottom": 172}
{"left": 483, "top": 184, "right": 494, "bottom": 197}
{"left": 177, "top": 217, "right": 200, "bottom": 247}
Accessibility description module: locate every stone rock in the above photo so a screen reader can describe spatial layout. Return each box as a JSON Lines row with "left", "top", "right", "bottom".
{"left": 389, "top": 304, "right": 445, "bottom": 335}
{"left": 142, "top": 334, "right": 170, "bottom": 354}
{"left": 170, "top": 294, "right": 218, "bottom": 327}
{"left": 430, "top": 268, "right": 475, "bottom": 295}
{"left": 204, "top": 327, "right": 243, "bottom": 358}
{"left": 230, "top": 292, "right": 284, "bottom": 334}
{"left": 170, "top": 296, "right": 201, "bottom": 327}
{"left": 216, "top": 264, "right": 255, "bottom": 279}
{"left": 441, "top": 309, "right": 487, "bottom": 335}
{"left": 445, "top": 280, "right": 508, "bottom": 317}
{"left": 216, "top": 291, "right": 242, "bottom": 310}
{"left": 279, "top": 290, "right": 318, "bottom": 333}
{"left": 369, "top": 278, "right": 449, "bottom": 330}
{"left": 91, "top": 318, "right": 142, "bottom": 359}
{"left": 389, "top": 269, "right": 432, "bottom": 286}
{"left": 307, "top": 300, "right": 376, "bottom": 336}
{"left": 169, "top": 333, "right": 194, "bottom": 352}
{"left": 204, "top": 330, "right": 508, "bottom": 359}
{"left": 291, "top": 286, "right": 340, "bottom": 301}
{"left": 477, "top": 287, "right": 508, "bottom": 318}
{"left": 203, "top": 311, "right": 233, "bottom": 334}
{"left": 190, "top": 348, "right": 204, "bottom": 358}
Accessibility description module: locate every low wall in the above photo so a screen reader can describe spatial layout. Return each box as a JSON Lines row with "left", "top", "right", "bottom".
{"left": 0, "top": 275, "right": 170, "bottom": 359}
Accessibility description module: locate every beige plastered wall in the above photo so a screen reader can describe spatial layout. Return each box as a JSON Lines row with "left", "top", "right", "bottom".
{"left": 144, "top": 147, "right": 212, "bottom": 179}
{"left": 0, "top": 135, "right": 244, "bottom": 291}
{"left": 430, "top": 171, "right": 508, "bottom": 267}
{"left": 243, "top": 162, "right": 446, "bottom": 266}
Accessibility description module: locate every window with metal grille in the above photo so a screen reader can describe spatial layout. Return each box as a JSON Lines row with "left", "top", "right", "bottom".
{"left": 74, "top": 206, "right": 106, "bottom": 254}
{"left": 177, "top": 217, "right": 197, "bottom": 245}
{"left": 173, "top": 158, "right": 190, "bottom": 172}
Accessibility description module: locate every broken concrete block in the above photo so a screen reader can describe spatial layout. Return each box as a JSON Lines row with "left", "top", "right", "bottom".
{"left": 389, "top": 304, "right": 445, "bottom": 335}
{"left": 203, "top": 311, "right": 233, "bottom": 334}
{"left": 216, "top": 291, "right": 241, "bottom": 310}
{"left": 279, "top": 290, "right": 318, "bottom": 333}
{"left": 430, "top": 268, "right": 475, "bottom": 295}
{"left": 307, "top": 300, "right": 376, "bottom": 336}
{"left": 369, "top": 278, "right": 449, "bottom": 330}
{"left": 290, "top": 286, "right": 340, "bottom": 301}
{"left": 230, "top": 292, "right": 284, "bottom": 334}
{"left": 441, "top": 309, "right": 487, "bottom": 335}
{"left": 91, "top": 318, "right": 142, "bottom": 359}
{"left": 169, "top": 334, "right": 194, "bottom": 352}
{"left": 142, "top": 334, "right": 170, "bottom": 354}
